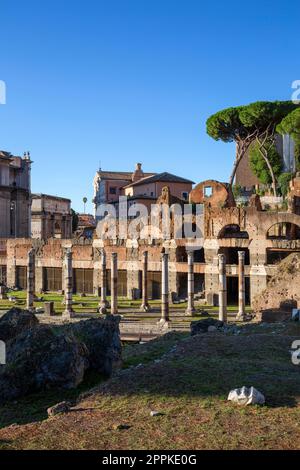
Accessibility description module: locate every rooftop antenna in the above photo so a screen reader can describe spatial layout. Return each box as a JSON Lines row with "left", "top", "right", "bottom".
{"left": 99, "top": 160, "right": 102, "bottom": 171}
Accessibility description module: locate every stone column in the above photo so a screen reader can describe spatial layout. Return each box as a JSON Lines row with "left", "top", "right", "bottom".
{"left": 140, "top": 251, "right": 150, "bottom": 311}
{"left": 110, "top": 252, "right": 118, "bottom": 314}
{"left": 218, "top": 254, "right": 227, "bottom": 322}
{"left": 26, "top": 248, "right": 35, "bottom": 311}
{"left": 62, "top": 248, "right": 74, "bottom": 319}
{"left": 236, "top": 251, "right": 246, "bottom": 320}
{"left": 186, "top": 250, "right": 196, "bottom": 316}
{"left": 99, "top": 249, "right": 108, "bottom": 314}
{"left": 160, "top": 252, "right": 170, "bottom": 323}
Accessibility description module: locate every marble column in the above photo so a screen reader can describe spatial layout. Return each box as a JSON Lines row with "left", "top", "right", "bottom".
{"left": 186, "top": 250, "right": 196, "bottom": 316}
{"left": 218, "top": 254, "right": 227, "bottom": 322}
{"left": 161, "top": 252, "right": 170, "bottom": 322}
{"left": 236, "top": 251, "right": 246, "bottom": 320}
{"left": 62, "top": 248, "right": 74, "bottom": 319}
{"left": 111, "top": 252, "right": 118, "bottom": 314}
{"left": 26, "top": 248, "right": 35, "bottom": 311}
{"left": 99, "top": 249, "right": 108, "bottom": 314}
{"left": 140, "top": 251, "right": 150, "bottom": 312}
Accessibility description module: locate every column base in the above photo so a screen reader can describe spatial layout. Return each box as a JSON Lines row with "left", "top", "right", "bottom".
{"left": 236, "top": 312, "right": 248, "bottom": 321}
{"left": 98, "top": 302, "right": 108, "bottom": 314}
{"left": 157, "top": 318, "right": 170, "bottom": 329}
{"left": 140, "top": 303, "right": 151, "bottom": 312}
{"left": 62, "top": 310, "right": 75, "bottom": 320}
{"left": 26, "top": 306, "right": 36, "bottom": 313}
{"left": 185, "top": 307, "right": 196, "bottom": 316}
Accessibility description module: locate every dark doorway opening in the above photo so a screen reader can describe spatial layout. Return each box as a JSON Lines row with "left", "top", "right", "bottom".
{"left": 227, "top": 276, "right": 250, "bottom": 306}
{"left": 16, "top": 266, "right": 27, "bottom": 290}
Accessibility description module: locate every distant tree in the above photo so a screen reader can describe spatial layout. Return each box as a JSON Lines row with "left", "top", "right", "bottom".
{"left": 249, "top": 140, "right": 282, "bottom": 186}
{"left": 277, "top": 108, "right": 300, "bottom": 170}
{"left": 206, "top": 107, "right": 257, "bottom": 186}
{"left": 239, "top": 101, "right": 298, "bottom": 196}
{"left": 83, "top": 197, "right": 88, "bottom": 214}
{"left": 71, "top": 209, "right": 79, "bottom": 233}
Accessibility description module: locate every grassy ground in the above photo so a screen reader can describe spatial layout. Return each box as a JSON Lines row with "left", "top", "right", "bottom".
{"left": 0, "top": 322, "right": 300, "bottom": 450}
{"left": 0, "top": 290, "right": 252, "bottom": 320}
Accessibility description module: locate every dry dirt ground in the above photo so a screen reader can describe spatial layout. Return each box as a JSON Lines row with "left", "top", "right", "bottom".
{"left": 1, "top": 323, "right": 300, "bottom": 450}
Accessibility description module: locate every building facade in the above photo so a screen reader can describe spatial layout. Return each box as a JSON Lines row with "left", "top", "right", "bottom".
{"left": 0, "top": 151, "right": 32, "bottom": 238}
{"left": 94, "top": 163, "right": 194, "bottom": 221}
{"left": 93, "top": 163, "right": 155, "bottom": 219}
{"left": 31, "top": 194, "right": 72, "bottom": 240}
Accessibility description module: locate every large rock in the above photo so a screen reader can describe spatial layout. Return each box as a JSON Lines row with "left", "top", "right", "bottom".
{"left": 0, "top": 311, "right": 122, "bottom": 404}
{"left": 0, "top": 325, "right": 87, "bottom": 404}
{"left": 65, "top": 315, "right": 122, "bottom": 377}
{"left": 190, "top": 318, "right": 223, "bottom": 336}
{"left": 0, "top": 308, "right": 39, "bottom": 342}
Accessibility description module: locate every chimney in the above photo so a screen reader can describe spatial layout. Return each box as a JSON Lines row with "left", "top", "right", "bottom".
{"left": 132, "top": 162, "right": 144, "bottom": 182}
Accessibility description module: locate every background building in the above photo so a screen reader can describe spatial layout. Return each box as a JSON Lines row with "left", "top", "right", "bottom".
{"left": 31, "top": 194, "right": 72, "bottom": 239}
{"left": 93, "top": 163, "right": 155, "bottom": 218}
{"left": 0, "top": 150, "right": 32, "bottom": 238}
{"left": 93, "top": 163, "right": 194, "bottom": 221}
{"left": 74, "top": 213, "right": 96, "bottom": 239}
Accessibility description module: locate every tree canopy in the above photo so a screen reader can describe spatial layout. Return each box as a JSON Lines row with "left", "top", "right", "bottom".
{"left": 206, "top": 101, "right": 299, "bottom": 193}
{"left": 206, "top": 106, "right": 249, "bottom": 143}
{"left": 277, "top": 107, "right": 300, "bottom": 139}
{"left": 239, "top": 101, "right": 297, "bottom": 131}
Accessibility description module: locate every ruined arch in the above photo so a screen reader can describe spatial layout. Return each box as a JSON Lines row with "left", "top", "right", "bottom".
{"left": 218, "top": 224, "right": 249, "bottom": 239}
{"left": 266, "top": 222, "right": 300, "bottom": 240}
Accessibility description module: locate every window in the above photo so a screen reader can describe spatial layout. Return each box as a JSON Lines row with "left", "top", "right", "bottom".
{"left": 109, "top": 187, "right": 117, "bottom": 195}
{"left": 204, "top": 186, "right": 213, "bottom": 197}
{"left": 182, "top": 192, "right": 188, "bottom": 200}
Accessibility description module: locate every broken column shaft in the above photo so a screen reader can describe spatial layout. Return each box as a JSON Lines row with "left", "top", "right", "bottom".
{"left": 99, "top": 249, "right": 108, "bottom": 314}
{"left": 161, "top": 252, "right": 170, "bottom": 322}
{"left": 218, "top": 253, "right": 227, "bottom": 322}
{"left": 62, "top": 248, "right": 74, "bottom": 319}
{"left": 237, "top": 250, "right": 246, "bottom": 320}
{"left": 111, "top": 252, "right": 118, "bottom": 314}
{"left": 186, "top": 250, "right": 196, "bottom": 316}
{"left": 141, "top": 251, "right": 150, "bottom": 312}
{"left": 26, "top": 248, "right": 35, "bottom": 310}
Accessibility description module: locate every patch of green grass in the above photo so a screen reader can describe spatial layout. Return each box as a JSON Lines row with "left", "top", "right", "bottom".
{"left": 122, "top": 332, "right": 188, "bottom": 368}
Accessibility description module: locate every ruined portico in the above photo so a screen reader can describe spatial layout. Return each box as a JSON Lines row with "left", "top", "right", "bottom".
{"left": 2, "top": 177, "right": 300, "bottom": 312}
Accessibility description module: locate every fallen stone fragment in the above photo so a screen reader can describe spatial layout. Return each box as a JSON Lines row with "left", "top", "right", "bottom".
{"left": 228, "top": 386, "right": 265, "bottom": 406}
{"left": 150, "top": 411, "right": 164, "bottom": 417}
{"left": 113, "top": 424, "right": 131, "bottom": 430}
{"left": 35, "top": 307, "right": 44, "bottom": 314}
{"left": 47, "top": 401, "right": 71, "bottom": 417}
{"left": 190, "top": 318, "right": 223, "bottom": 336}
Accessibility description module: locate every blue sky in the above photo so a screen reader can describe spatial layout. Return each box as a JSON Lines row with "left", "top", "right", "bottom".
{"left": 0, "top": 0, "right": 299, "bottom": 212}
